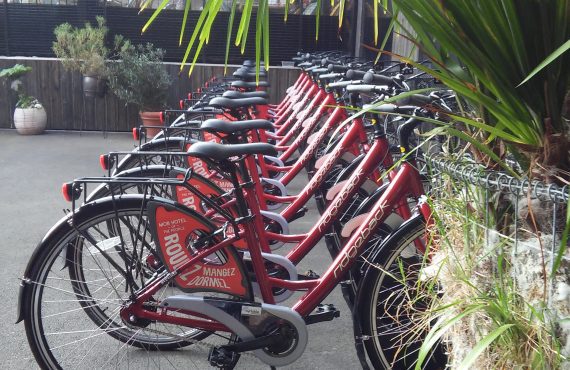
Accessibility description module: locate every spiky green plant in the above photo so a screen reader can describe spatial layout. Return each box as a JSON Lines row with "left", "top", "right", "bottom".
{"left": 142, "top": 0, "right": 271, "bottom": 80}
{"left": 390, "top": 0, "right": 570, "bottom": 176}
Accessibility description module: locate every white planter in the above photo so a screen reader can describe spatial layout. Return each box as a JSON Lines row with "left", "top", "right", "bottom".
{"left": 13, "top": 106, "right": 47, "bottom": 135}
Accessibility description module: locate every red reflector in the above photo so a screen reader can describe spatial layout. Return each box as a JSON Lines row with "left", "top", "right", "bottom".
{"left": 62, "top": 183, "right": 73, "bottom": 202}
{"left": 205, "top": 82, "right": 209, "bottom": 88}
{"left": 188, "top": 93, "right": 192, "bottom": 100}
{"left": 197, "top": 88, "right": 202, "bottom": 93}
{"left": 132, "top": 127, "right": 140, "bottom": 141}
{"left": 160, "top": 112, "right": 165, "bottom": 124}
{"left": 99, "top": 154, "right": 109, "bottom": 171}
{"left": 179, "top": 99, "right": 184, "bottom": 110}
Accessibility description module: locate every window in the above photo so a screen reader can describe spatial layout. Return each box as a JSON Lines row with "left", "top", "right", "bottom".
{"left": 94, "top": 0, "right": 350, "bottom": 14}
{"left": 7, "top": 0, "right": 78, "bottom": 4}
{"left": 100, "top": 0, "right": 187, "bottom": 10}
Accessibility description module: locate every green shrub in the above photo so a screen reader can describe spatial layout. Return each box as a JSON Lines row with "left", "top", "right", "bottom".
{"left": 108, "top": 42, "right": 171, "bottom": 111}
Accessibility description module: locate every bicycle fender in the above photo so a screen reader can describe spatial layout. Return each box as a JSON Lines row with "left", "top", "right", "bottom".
{"left": 324, "top": 132, "right": 345, "bottom": 155}
{"left": 333, "top": 153, "right": 365, "bottom": 184}
{"left": 315, "top": 151, "right": 356, "bottom": 170}
{"left": 362, "top": 214, "right": 426, "bottom": 277}
{"left": 16, "top": 209, "right": 77, "bottom": 323}
{"left": 352, "top": 182, "right": 390, "bottom": 216}
{"left": 326, "top": 178, "right": 377, "bottom": 201}
{"left": 341, "top": 212, "right": 403, "bottom": 238}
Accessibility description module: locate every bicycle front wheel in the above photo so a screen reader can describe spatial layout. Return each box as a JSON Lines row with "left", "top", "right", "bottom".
{"left": 359, "top": 216, "right": 447, "bottom": 369}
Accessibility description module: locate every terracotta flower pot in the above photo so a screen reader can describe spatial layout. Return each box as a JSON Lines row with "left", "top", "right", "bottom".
{"left": 139, "top": 111, "right": 164, "bottom": 138}
{"left": 13, "top": 106, "right": 47, "bottom": 135}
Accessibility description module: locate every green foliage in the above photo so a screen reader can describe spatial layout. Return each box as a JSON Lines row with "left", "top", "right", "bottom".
{"left": 518, "top": 40, "right": 570, "bottom": 87}
{"left": 0, "top": 64, "right": 32, "bottom": 79}
{"left": 142, "top": 0, "right": 271, "bottom": 78}
{"left": 390, "top": 0, "right": 569, "bottom": 170}
{"left": 107, "top": 42, "right": 172, "bottom": 111}
{"left": 414, "top": 173, "right": 565, "bottom": 369}
{"left": 15, "top": 96, "right": 41, "bottom": 109}
{"left": 553, "top": 196, "right": 570, "bottom": 276}
{"left": 224, "top": 0, "right": 238, "bottom": 74}
{"left": 52, "top": 16, "right": 110, "bottom": 77}
{"left": 0, "top": 64, "right": 41, "bottom": 109}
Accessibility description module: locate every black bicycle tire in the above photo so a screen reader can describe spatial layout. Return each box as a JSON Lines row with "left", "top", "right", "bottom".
{"left": 359, "top": 216, "right": 447, "bottom": 369}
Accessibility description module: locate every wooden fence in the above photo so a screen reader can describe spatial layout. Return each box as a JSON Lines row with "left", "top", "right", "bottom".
{"left": 0, "top": 57, "right": 300, "bottom": 132}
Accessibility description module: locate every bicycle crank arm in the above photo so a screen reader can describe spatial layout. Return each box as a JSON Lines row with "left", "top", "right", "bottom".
{"left": 158, "top": 296, "right": 308, "bottom": 367}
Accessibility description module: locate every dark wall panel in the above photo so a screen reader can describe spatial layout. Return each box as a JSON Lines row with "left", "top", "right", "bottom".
{"left": 361, "top": 14, "right": 393, "bottom": 61}
{"left": 0, "top": 5, "right": 7, "bottom": 56}
{"left": 2, "top": 3, "right": 345, "bottom": 64}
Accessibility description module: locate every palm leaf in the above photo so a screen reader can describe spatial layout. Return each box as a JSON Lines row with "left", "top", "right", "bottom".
{"left": 179, "top": 0, "right": 212, "bottom": 71}
{"left": 224, "top": 0, "right": 238, "bottom": 74}
{"left": 142, "top": 0, "right": 170, "bottom": 33}
{"left": 284, "top": 0, "right": 289, "bottom": 22}
{"left": 518, "top": 39, "right": 570, "bottom": 87}
{"left": 179, "top": 0, "right": 192, "bottom": 46}
{"left": 374, "top": 0, "right": 378, "bottom": 44}
{"left": 393, "top": 0, "right": 569, "bottom": 150}
{"left": 315, "top": 0, "right": 321, "bottom": 41}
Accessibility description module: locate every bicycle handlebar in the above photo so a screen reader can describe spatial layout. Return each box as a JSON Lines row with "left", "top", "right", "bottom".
{"left": 401, "top": 94, "right": 433, "bottom": 106}
{"left": 346, "top": 84, "right": 387, "bottom": 94}
{"left": 327, "top": 80, "right": 362, "bottom": 89}
{"left": 397, "top": 116, "right": 422, "bottom": 153}
{"left": 311, "top": 67, "right": 329, "bottom": 74}
{"left": 345, "top": 69, "right": 368, "bottom": 80}
{"left": 363, "top": 72, "right": 393, "bottom": 86}
{"left": 327, "top": 64, "right": 349, "bottom": 73}
{"left": 318, "top": 72, "right": 344, "bottom": 81}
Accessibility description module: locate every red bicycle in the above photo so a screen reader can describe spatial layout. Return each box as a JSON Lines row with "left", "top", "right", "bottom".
{"left": 18, "top": 105, "right": 447, "bottom": 370}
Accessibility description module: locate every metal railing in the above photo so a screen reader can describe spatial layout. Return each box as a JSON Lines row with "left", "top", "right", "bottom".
{"left": 427, "top": 154, "right": 569, "bottom": 306}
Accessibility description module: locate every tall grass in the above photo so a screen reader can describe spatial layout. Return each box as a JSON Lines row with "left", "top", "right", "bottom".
{"left": 411, "top": 168, "right": 567, "bottom": 369}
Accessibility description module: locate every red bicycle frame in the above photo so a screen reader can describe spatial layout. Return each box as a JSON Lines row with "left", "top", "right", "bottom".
{"left": 123, "top": 158, "right": 430, "bottom": 330}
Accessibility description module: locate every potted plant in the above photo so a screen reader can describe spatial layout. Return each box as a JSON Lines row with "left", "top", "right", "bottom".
{"left": 108, "top": 41, "right": 172, "bottom": 138}
{"left": 52, "top": 16, "right": 110, "bottom": 98}
{"left": 0, "top": 64, "right": 47, "bottom": 135}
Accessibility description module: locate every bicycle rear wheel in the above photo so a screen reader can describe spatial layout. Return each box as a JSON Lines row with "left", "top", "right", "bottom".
{"left": 21, "top": 196, "right": 235, "bottom": 369}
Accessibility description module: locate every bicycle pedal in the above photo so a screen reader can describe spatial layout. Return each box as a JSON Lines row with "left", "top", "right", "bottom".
{"left": 208, "top": 346, "right": 239, "bottom": 368}
{"left": 284, "top": 156, "right": 299, "bottom": 167}
{"left": 290, "top": 206, "right": 308, "bottom": 222}
{"left": 304, "top": 303, "right": 340, "bottom": 325}
{"left": 298, "top": 270, "right": 320, "bottom": 280}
